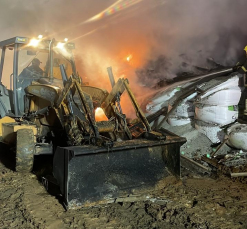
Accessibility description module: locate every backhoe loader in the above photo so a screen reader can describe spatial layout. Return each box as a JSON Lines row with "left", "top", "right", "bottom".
{"left": 0, "top": 36, "right": 186, "bottom": 209}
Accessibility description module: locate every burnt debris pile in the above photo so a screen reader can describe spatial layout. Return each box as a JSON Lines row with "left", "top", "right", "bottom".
{"left": 136, "top": 54, "right": 226, "bottom": 89}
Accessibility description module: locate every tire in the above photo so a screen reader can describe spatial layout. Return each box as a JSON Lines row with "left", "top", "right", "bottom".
{"left": 16, "top": 129, "right": 35, "bottom": 172}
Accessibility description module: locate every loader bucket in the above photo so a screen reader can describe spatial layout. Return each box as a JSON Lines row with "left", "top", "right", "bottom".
{"left": 53, "top": 135, "right": 186, "bottom": 209}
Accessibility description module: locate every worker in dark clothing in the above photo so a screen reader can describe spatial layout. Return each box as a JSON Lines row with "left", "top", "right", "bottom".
{"left": 19, "top": 58, "right": 44, "bottom": 78}
{"left": 233, "top": 46, "right": 247, "bottom": 73}
{"left": 235, "top": 46, "right": 247, "bottom": 120}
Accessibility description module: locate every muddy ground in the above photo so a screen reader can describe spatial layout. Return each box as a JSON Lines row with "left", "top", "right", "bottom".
{"left": 0, "top": 150, "right": 247, "bottom": 229}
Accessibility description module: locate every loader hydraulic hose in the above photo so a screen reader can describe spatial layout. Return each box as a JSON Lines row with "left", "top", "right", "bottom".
{"left": 123, "top": 79, "right": 151, "bottom": 132}
{"left": 107, "top": 67, "right": 123, "bottom": 113}
{"left": 60, "top": 64, "right": 74, "bottom": 114}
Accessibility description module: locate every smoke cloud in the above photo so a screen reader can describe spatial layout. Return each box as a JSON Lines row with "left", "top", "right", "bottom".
{"left": 1, "top": 0, "right": 247, "bottom": 99}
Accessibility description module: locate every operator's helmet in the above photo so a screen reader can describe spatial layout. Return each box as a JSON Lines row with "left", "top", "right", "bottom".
{"left": 32, "top": 58, "right": 42, "bottom": 65}
{"left": 244, "top": 46, "right": 247, "bottom": 52}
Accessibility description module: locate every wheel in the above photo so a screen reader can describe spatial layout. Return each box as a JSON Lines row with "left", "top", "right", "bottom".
{"left": 16, "top": 129, "right": 35, "bottom": 172}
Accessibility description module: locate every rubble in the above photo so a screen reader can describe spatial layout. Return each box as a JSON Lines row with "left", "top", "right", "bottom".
{"left": 136, "top": 55, "right": 227, "bottom": 89}
{"left": 144, "top": 68, "right": 247, "bottom": 178}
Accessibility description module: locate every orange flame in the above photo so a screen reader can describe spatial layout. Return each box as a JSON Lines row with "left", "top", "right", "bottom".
{"left": 95, "top": 107, "right": 108, "bottom": 121}
{"left": 126, "top": 54, "right": 132, "bottom": 62}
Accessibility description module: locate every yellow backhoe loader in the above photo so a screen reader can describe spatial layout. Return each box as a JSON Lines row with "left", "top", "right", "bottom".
{"left": 0, "top": 36, "right": 186, "bottom": 209}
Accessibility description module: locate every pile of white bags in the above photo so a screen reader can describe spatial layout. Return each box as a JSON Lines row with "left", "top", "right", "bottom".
{"left": 167, "top": 92, "right": 197, "bottom": 126}
{"left": 145, "top": 74, "right": 243, "bottom": 143}
{"left": 146, "top": 86, "right": 181, "bottom": 113}
{"left": 194, "top": 75, "right": 241, "bottom": 143}
{"left": 227, "top": 123, "right": 247, "bottom": 151}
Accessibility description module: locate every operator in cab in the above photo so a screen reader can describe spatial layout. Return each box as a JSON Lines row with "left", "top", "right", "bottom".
{"left": 19, "top": 58, "right": 44, "bottom": 78}
{"left": 18, "top": 57, "right": 44, "bottom": 93}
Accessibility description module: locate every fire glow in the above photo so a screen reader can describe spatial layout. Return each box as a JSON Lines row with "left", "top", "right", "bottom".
{"left": 126, "top": 54, "right": 132, "bottom": 62}
{"left": 95, "top": 107, "right": 108, "bottom": 121}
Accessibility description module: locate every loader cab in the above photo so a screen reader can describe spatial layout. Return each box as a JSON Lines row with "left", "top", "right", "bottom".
{"left": 0, "top": 36, "right": 76, "bottom": 117}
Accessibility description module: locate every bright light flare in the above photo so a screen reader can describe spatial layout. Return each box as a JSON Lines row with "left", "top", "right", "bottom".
{"left": 38, "top": 35, "right": 43, "bottom": 39}
{"left": 64, "top": 38, "right": 68, "bottom": 42}
{"left": 56, "top": 42, "right": 65, "bottom": 49}
{"left": 95, "top": 107, "right": 108, "bottom": 121}
{"left": 83, "top": 0, "right": 143, "bottom": 23}
{"left": 28, "top": 38, "right": 40, "bottom": 47}
{"left": 126, "top": 54, "right": 132, "bottom": 62}
{"left": 54, "top": 42, "right": 72, "bottom": 58}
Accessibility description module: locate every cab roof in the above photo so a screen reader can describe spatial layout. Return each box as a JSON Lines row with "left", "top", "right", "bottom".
{"left": 0, "top": 36, "right": 75, "bottom": 50}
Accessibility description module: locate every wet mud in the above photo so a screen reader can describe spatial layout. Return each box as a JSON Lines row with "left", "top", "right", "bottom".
{"left": 0, "top": 153, "right": 247, "bottom": 229}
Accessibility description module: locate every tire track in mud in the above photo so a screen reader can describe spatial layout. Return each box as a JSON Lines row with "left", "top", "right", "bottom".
{"left": 1, "top": 159, "right": 247, "bottom": 228}
{"left": 20, "top": 176, "right": 65, "bottom": 229}
{"left": 0, "top": 162, "right": 65, "bottom": 229}
{"left": 0, "top": 167, "right": 32, "bottom": 229}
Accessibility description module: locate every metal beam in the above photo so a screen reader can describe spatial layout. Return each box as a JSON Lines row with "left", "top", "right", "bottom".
{"left": 0, "top": 46, "right": 6, "bottom": 82}
{"left": 13, "top": 43, "right": 19, "bottom": 116}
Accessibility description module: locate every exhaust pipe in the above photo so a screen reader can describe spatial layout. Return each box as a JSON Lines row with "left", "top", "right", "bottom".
{"left": 49, "top": 38, "right": 55, "bottom": 83}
